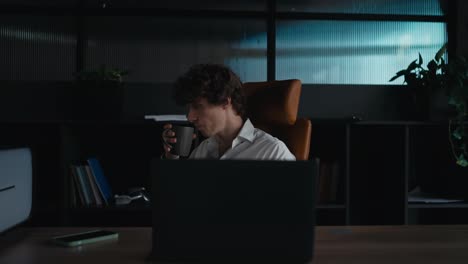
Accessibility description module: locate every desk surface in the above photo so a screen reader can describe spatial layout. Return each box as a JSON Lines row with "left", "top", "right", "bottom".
{"left": 1, "top": 225, "right": 468, "bottom": 264}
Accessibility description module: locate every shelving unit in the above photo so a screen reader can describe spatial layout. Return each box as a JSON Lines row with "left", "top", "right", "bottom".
{"left": 2, "top": 119, "right": 468, "bottom": 226}
{"left": 407, "top": 123, "right": 468, "bottom": 224}
{"left": 0, "top": 120, "right": 161, "bottom": 226}
{"left": 312, "top": 120, "right": 468, "bottom": 226}
{"left": 309, "top": 120, "right": 349, "bottom": 225}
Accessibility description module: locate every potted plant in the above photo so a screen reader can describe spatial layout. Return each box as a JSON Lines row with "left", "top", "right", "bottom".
{"left": 390, "top": 44, "right": 468, "bottom": 168}
{"left": 389, "top": 44, "right": 448, "bottom": 121}
{"left": 75, "top": 64, "right": 129, "bottom": 83}
{"left": 390, "top": 45, "right": 468, "bottom": 199}
{"left": 446, "top": 56, "right": 468, "bottom": 167}
{"left": 69, "top": 65, "right": 129, "bottom": 120}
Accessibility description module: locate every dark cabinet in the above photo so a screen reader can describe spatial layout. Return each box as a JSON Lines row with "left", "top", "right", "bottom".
{"left": 313, "top": 121, "right": 468, "bottom": 225}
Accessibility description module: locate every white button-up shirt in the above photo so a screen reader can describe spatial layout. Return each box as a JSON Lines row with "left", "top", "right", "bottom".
{"left": 189, "top": 119, "right": 296, "bottom": 160}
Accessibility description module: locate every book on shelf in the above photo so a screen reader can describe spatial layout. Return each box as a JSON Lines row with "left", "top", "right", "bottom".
{"left": 87, "top": 158, "right": 113, "bottom": 206}
{"left": 316, "top": 158, "right": 341, "bottom": 204}
{"left": 68, "top": 166, "right": 77, "bottom": 208}
{"left": 69, "top": 165, "right": 85, "bottom": 207}
{"left": 73, "top": 165, "right": 92, "bottom": 206}
{"left": 84, "top": 165, "right": 104, "bottom": 207}
{"left": 68, "top": 158, "right": 113, "bottom": 208}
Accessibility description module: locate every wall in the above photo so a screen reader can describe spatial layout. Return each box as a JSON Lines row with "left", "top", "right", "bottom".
{"left": 456, "top": 0, "right": 468, "bottom": 57}
{"left": 1, "top": 1, "right": 465, "bottom": 122}
{"left": 0, "top": 81, "right": 436, "bottom": 122}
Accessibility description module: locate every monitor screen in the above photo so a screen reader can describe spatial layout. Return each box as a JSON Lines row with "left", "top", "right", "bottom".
{"left": 0, "top": 148, "right": 32, "bottom": 233}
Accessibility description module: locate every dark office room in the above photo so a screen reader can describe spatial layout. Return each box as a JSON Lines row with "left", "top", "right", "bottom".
{"left": 1, "top": 0, "right": 468, "bottom": 263}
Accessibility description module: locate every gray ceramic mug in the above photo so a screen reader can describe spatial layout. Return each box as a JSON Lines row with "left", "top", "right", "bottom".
{"left": 170, "top": 125, "right": 194, "bottom": 157}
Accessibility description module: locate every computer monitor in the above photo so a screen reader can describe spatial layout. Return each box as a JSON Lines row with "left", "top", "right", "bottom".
{"left": 0, "top": 148, "right": 32, "bottom": 234}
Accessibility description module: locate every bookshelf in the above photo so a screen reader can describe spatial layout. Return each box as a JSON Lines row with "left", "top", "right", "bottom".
{"left": 2, "top": 119, "right": 468, "bottom": 226}
{"left": 312, "top": 120, "right": 468, "bottom": 226}
{"left": 0, "top": 120, "right": 161, "bottom": 226}
{"left": 309, "top": 120, "right": 348, "bottom": 225}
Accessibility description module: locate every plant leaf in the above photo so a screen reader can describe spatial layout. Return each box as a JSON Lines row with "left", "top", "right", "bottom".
{"left": 418, "top": 53, "right": 423, "bottom": 66}
{"left": 435, "top": 43, "right": 447, "bottom": 62}
{"left": 427, "top": 60, "right": 437, "bottom": 74}
{"left": 456, "top": 155, "right": 468, "bottom": 167}
{"left": 406, "top": 59, "right": 418, "bottom": 72}
{"left": 453, "top": 127, "right": 463, "bottom": 140}
{"left": 440, "top": 57, "right": 445, "bottom": 66}
{"left": 389, "top": 70, "right": 406, "bottom": 82}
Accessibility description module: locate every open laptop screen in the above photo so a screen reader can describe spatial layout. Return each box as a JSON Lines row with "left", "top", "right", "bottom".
{"left": 151, "top": 159, "right": 316, "bottom": 263}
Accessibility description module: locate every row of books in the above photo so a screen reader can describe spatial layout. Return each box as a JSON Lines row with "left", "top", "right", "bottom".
{"left": 314, "top": 158, "right": 342, "bottom": 204}
{"left": 69, "top": 158, "right": 113, "bottom": 208}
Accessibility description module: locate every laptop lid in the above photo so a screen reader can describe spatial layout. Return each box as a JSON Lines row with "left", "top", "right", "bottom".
{"left": 0, "top": 148, "right": 32, "bottom": 234}
{"left": 151, "top": 159, "right": 316, "bottom": 263}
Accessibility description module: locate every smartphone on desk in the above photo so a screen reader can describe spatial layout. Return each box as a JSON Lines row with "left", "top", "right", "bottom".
{"left": 52, "top": 230, "right": 118, "bottom": 247}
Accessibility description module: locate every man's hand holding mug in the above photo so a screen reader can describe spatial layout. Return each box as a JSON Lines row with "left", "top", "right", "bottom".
{"left": 162, "top": 124, "right": 197, "bottom": 159}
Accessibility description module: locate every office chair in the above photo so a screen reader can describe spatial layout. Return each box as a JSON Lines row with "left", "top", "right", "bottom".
{"left": 242, "top": 79, "right": 312, "bottom": 160}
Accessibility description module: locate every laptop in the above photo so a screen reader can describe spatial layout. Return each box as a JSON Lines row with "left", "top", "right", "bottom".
{"left": 150, "top": 159, "right": 317, "bottom": 263}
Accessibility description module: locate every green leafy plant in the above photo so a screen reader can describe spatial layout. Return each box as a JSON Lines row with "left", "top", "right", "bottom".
{"left": 75, "top": 64, "right": 129, "bottom": 82}
{"left": 390, "top": 44, "right": 468, "bottom": 167}
{"left": 389, "top": 44, "right": 447, "bottom": 119}
{"left": 447, "top": 56, "right": 468, "bottom": 167}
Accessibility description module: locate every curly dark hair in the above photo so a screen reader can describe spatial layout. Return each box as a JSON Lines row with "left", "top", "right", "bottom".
{"left": 173, "top": 64, "right": 246, "bottom": 119}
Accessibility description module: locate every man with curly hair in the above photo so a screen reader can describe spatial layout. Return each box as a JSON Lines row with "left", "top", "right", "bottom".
{"left": 161, "top": 64, "right": 295, "bottom": 160}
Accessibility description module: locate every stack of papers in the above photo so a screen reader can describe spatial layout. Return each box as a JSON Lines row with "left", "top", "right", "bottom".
{"left": 408, "top": 187, "right": 464, "bottom": 203}
{"left": 144, "top": 115, "right": 187, "bottom": 122}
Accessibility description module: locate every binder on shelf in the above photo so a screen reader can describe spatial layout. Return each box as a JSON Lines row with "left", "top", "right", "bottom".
{"left": 80, "top": 165, "right": 98, "bottom": 206}
{"left": 75, "top": 165, "right": 92, "bottom": 206}
{"left": 68, "top": 166, "right": 77, "bottom": 208}
{"left": 70, "top": 165, "right": 85, "bottom": 207}
{"left": 87, "top": 158, "right": 113, "bottom": 205}
{"left": 84, "top": 165, "right": 104, "bottom": 207}
{"left": 316, "top": 158, "right": 341, "bottom": 204}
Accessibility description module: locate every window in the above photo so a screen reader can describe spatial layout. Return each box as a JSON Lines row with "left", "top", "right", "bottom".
{"left": 276, "top": 20, "right": 447, "bottom": 84}
{"left": 275, "top": 0, "right": 447, "bottom": 85}
{"left": 277, "top": 0, "right": 444, "bottom": 16}
{"left": 84, "top": 0, "right": 266, "bottom": 11}
{"left": 0, "top": 15, "right": 76, "bottom": 81}
{"left": 0, "top": 0, "right": 448, "bottom": 84}
{"left": 86, "top": 16, "right": 267, "bottom": 83}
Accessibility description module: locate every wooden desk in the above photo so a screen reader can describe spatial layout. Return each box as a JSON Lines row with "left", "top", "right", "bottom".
{"left": 1, "top": 226, "right": 468, "bottom": 263}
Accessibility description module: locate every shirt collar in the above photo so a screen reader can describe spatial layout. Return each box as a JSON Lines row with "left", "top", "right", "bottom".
{"left": 206, "top": 118, "right": 256, "bottom": 148}
{"left": 236, "top": 118, "right": 255, "bottom": 143}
